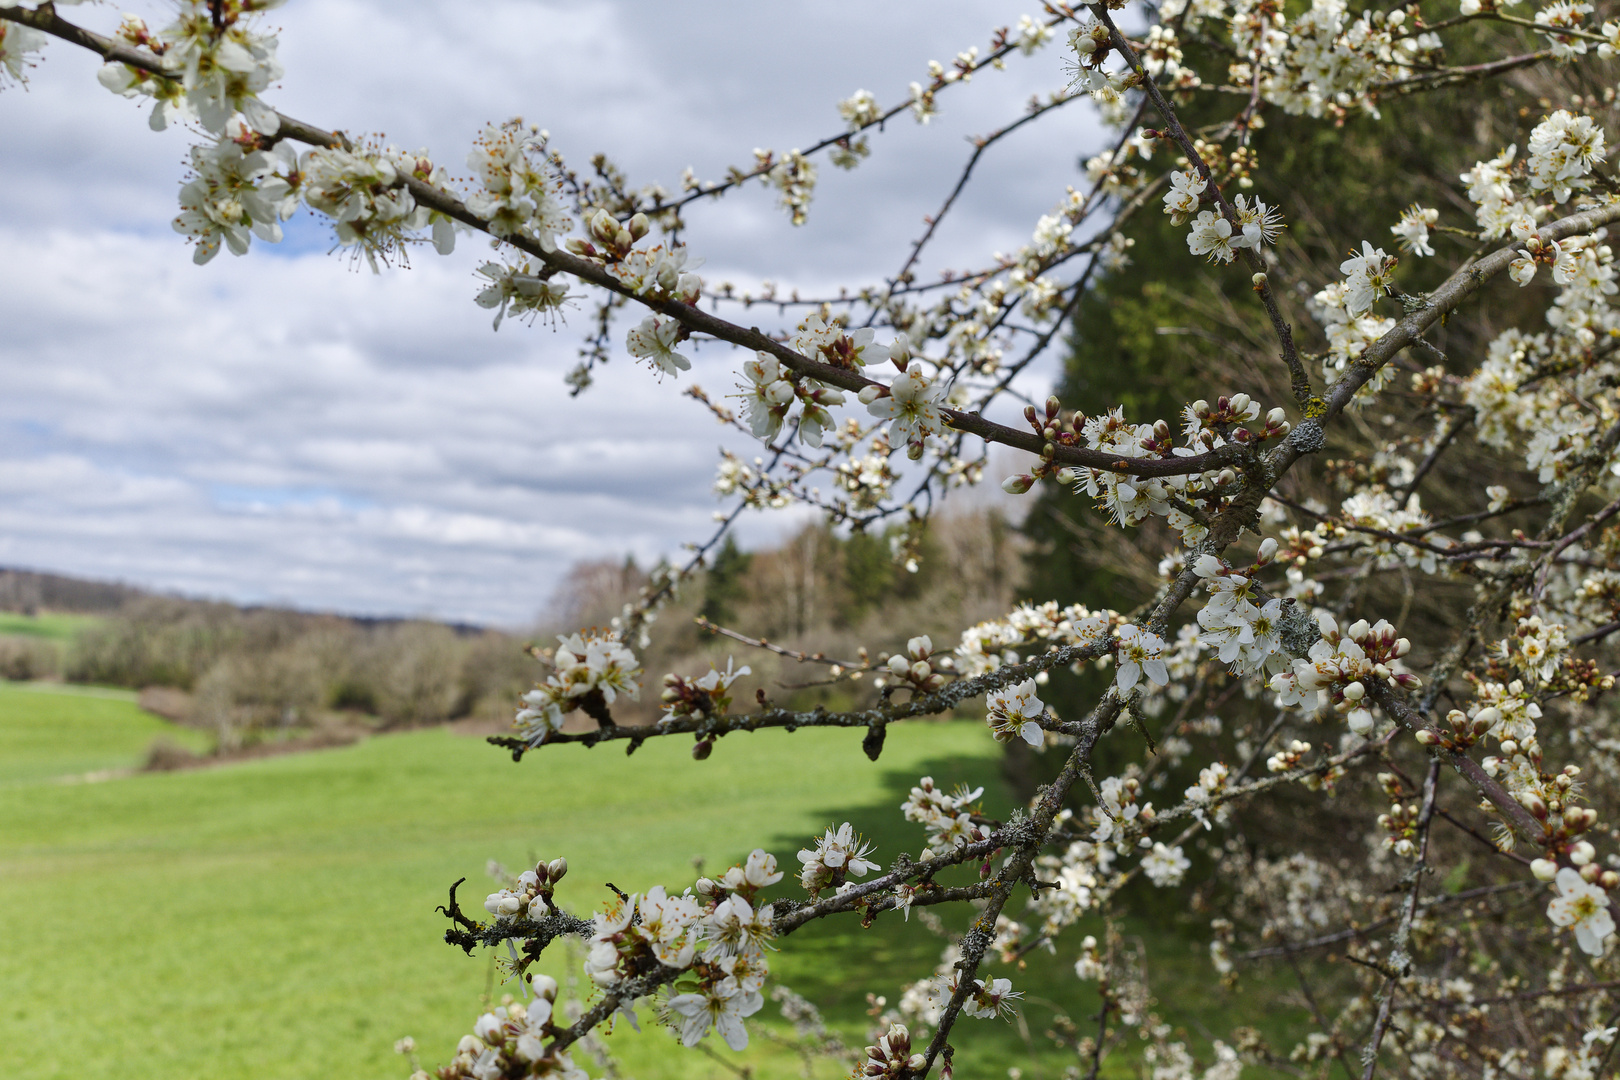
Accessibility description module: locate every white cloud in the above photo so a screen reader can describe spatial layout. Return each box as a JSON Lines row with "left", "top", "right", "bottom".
{"left": 0, "top": 1, "right": 1099, "bottom": 625}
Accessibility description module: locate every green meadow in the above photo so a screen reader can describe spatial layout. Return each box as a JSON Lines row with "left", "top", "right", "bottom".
{"left": 0, "top": 611, "right": 100, "bottom": 642}
{"left": 0, "top": 681, "right": 1280, "bottom": 1079}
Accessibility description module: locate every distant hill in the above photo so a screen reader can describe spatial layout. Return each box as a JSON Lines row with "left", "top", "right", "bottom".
{"left": 0, "top": 566, "right": 487, "bottom": 633}
{"left": 0, "top": 568, "right": 146, "bottom": 615}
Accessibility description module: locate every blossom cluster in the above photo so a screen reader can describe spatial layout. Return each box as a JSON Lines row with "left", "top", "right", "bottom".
{"left": 797, "top": 822, "right": 881, "bottom": 895}
{"left": 901, "top": 776, "right": 988, "bottom": 855}
{"left": 881, "top": 635, "right": 947, "bottom": 695}
{"left": 1190, "top": 550, "right": 1296, "bottom": 678}
{"left": 476, "top": 259, "right": 570, "bottom": 329}
{"left": 738, "top": 350, "right": 846, "bottom": 449}
{"left": 953, "top": 599, "right": 1117, "bottom": 678}
{"left": 923, "top": 971, "right": 1023, "bottom": 1020}
{"left": 93, "top": 1, "right": 286, "bottom": 135}
{"left": 1038, "top": 394, "right": 1291, "bottom": 545}
{"left": 584, "top": 850, "right": 783, "bottom": 1051}
{"left": 855, "top": 1022, "right": 926, "bottom": 1079}
{"left": 985, "top": 677, "right": 1045, "bottom": 747}
{"left": 657, "top": 658, "right": 749, "bottom": 726}
{"left": 433, "top": 973, "right": 585, "bottom": 1080}
{"left": 515, "top": 631, "right": 642, "bottom": 742}
{"left": 1268, "top": 613, "right": 1417, "bottom": 734}
{"left": 1031, "top": 832, "right": 1114, "bottom": 936}
{"left": 484, "top": 857, "right": 570, "bottom": 923}
{"left": 1091, "top": 774, "right": 1156, "bottom": 849}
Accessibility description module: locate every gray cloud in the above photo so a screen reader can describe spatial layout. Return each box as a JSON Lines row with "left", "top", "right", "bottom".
{"left": 0, "top": 1, "right": 1099, "bottom": 625}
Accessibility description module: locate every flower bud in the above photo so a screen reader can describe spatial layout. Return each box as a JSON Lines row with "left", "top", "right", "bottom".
{"left": 1257, "top": 537, "right": 1278, "bottom": 562}
{"left": 1414, "top": 729, "right": 1438, "bottom": 746}
{"left": 858, "top": 384, "right": 884, "bottom": 405}
{"left": 1266, "top": 407, "right": 1286, "bottom": 426}
{"left": 1296, "top": 668, "right": 1329, "bottom": 691}
{"left": 1582, "top": 863, "right": 1603, "bottom": 884}
{"left": 1001, "top": 474, "right": 1035, "bottom": 495}
{"left": 548, "top": 856, "right": 568, "bottom": 882}
{"left": 531, "top": 973, "right": 559, "bottom": 1001}
{"left": 911, "top": 660, "right": 932, "bottom": 683}
{"left": 1056, "top": 467, "right": 1081, "bottom": 484}
{"left": 474, "top": 1013, "right": 505, "bottom": 1042}
{"left": 1531, "top": 858, "right": 1559, "bottom": 881}
{"left": 888, "top": 654, "right": 911, "bottom": 677}
{"left": 1603, "top": 871, "right": 1620, "bottom": 891}
{"left": 1347, "top": 619, "right": 1370, "bottom": 641}
{"left": 497, "top": 895, "right": 523, "bottom": 916}
{"left": 889, "top": 333, "right": 911, "bottom": 364}
{"left": 1343, "top": 681, "right": 1365, "bottom": 702}
{"left": 1252, "top": 272, "right": 1268, "bottom": 287}
{"left": 1571, "top": 840, "right": 1596, "bottom": 866}
{"left": 627, "top": 212, "right": 650, "bottom": 240}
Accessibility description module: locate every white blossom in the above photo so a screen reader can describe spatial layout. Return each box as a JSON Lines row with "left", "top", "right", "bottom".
{"left": 1339, "top": 241, "right": 1397, "bottom": 316}
{"left": 1141, "top": 842, "right": 1191, "bottom": 886}
{"left": 626, "top": 314, "right": 692, "bottom": 376}
{"left": 798, "top": 822, "right": 880, "bottom": 894}
{"left": 986, "top": 678, "right": 1046, "bottom": 747}
{"left": 1115, "top": 623, "right": 1169, "bottom": 691}
{"left": 1547, "top": 867, "right": 1615, "bottom": 956}
{"left": 1391, "top": 205, "right": 1439, "bottom": 256}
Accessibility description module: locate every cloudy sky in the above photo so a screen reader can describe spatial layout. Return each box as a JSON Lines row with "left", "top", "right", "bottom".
{"left": 0, "top": 1, "right": 1103, "bottom": 626}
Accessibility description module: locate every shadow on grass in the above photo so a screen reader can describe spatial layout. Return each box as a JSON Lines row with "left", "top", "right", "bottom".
{"left": 734, "top": 741, "right": 1312, "bottom": 1079}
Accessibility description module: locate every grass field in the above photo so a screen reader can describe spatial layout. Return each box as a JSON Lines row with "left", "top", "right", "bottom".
{"left": 0, "top": 611, "right": 101, "bottom": 641}
{"left": 0, "top": 682, "right": 210, "bottom": 786}
{"left": 0, "top": 681, "right": 1285, "bottom": 1079}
